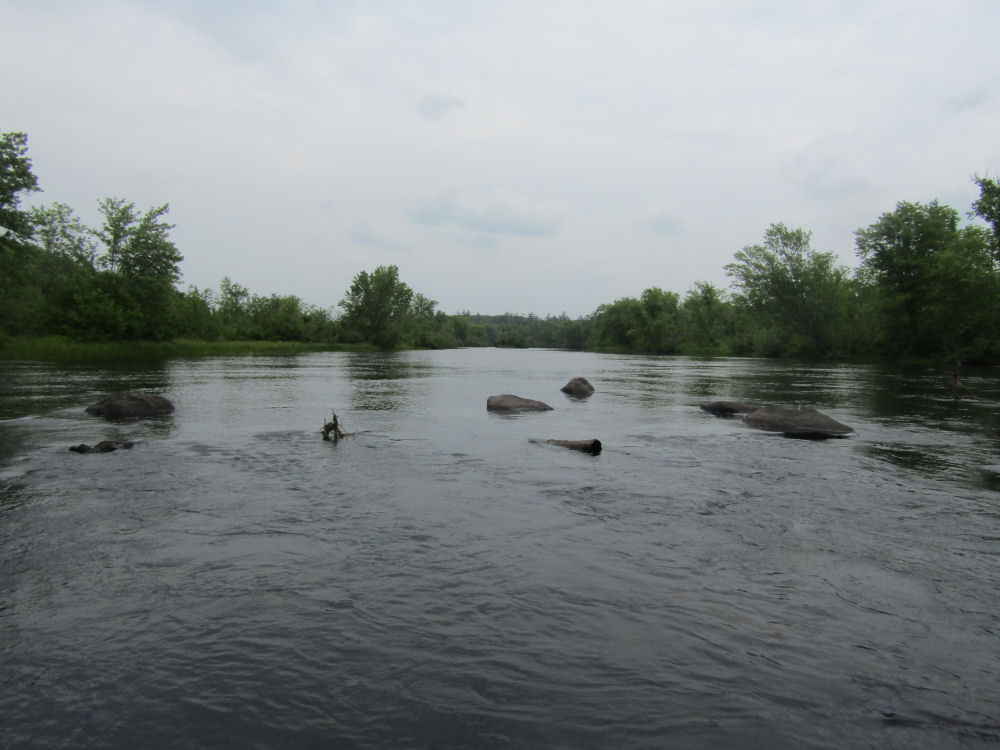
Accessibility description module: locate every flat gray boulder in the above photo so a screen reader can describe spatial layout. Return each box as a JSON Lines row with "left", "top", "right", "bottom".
{"left": 86, "top": 392, "right": 174, "bottom": 419}
{"left": 701, "top": 401, "right": 759, "bottom": 415}
{"left": 487, "top": 394, "right": 554, "bottom": 412}
{"left": 742, "top": 404, "right": 852, "bottom": 438}
{"left": 561, "top": 377, "right": 595, "bottom": 397}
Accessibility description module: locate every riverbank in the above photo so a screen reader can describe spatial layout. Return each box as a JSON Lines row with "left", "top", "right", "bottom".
{"left": 0, "top": 336, "right": 379, "bottom": 362}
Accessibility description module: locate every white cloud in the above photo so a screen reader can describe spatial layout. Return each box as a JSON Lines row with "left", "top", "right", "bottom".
{"left": 349, "top": 219, "right": 407, "bottom": 254}
{"left": 413, "top": 94, "right": 466, "bottom": 121}
{"left": 640, "top": 209, "right": 684, "bottom": 236}
{"left": 2, "top": 0, "right": 999, "bottom": 315}
{"left": 411, "top": 189, "right": 567, "bottom": 237}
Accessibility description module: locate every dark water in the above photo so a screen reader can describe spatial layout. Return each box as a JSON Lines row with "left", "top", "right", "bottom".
{"left": 2, "top": 349, "right": 999, "bottom": 748}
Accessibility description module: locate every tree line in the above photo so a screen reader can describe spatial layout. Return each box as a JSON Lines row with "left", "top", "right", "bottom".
{"left": 2, "top": 131, "right": 998, "bottom": 363}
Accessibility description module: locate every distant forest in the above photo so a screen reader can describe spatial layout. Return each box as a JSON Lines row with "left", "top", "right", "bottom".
{"left": 2, "top": 131, "right": 999, "bottom": 363}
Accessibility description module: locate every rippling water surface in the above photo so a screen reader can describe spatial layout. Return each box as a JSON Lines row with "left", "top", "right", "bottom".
{"left": 2, "top": 349, "right": 999, "bottom": 748}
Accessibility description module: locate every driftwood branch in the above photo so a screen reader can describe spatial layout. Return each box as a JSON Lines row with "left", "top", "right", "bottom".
{"left": 948, "top": 360, "right": 979, "bottom": 400}
{"left": 321, "top": 411, "right": 347, "bottom": 442}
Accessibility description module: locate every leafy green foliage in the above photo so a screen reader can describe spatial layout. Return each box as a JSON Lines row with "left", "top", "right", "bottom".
{"left": 972, "top": 174, "right": 1000, "bottom": 262}
{"left": 31, "top": 203, "right": 97, "bottom": 266}
{"left": 726, "top": 223, "right": 851, "bottom": 358}
{"left": 3, "top": 132, "right": 998, "bottom": 363}
{"left": 0, "top": 132, "right": 40, "bottom": 243}
{"left": 678, "top": 283, "right": 734, "bottom": 355}
{"left": 0, "top": 134, "right": 47, "bottom": 337}
{"left": 855, "top": 200, "right": 998, "bottom": 359}
{"left": 339, "top": 265, "right": 415, "bottom": 348}
{"left": 95, "top": 198, "right": 182, "bottom": 284}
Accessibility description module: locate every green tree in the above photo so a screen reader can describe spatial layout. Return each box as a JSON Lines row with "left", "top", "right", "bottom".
{"left": 637, "top": 286, "right": 681, "bottom": 353}
{"left": 0, "top": 132, "right": 43, "bottom": 336}
{"left": 679, "top": 282, "right": 734, "bottom": 355}
{"left": 27, "top": 203, "right": 104, "bottom": 337}
{"left": 250, "top": 293, "right": 308, "bottom": 341}
{"left": 589, "top": 296, "right": 645, "bottom": 351}
{"left": 91, "top": 198, "right": 184, "bottom": 339}
{"left": 95, "top": 198, "right": 182, "bottom": 283}
{"left": 339, "top": 265, "right": 414, "bottom": 348}
{"left": 855, "top": 200, "right": 997, "bottom": 358}
{"left": 972, "top": 174, "right": 1000, "bottom": 263}
{"left": 919, "top": 228, "right": 1000, "bottom": 361}
{"left": 0, "top": 132, "right": 40, "bottom": 243}
{"left": 31, "top": 202, "right": 97, "bottom": 266}
{"left": 174, "top": 286, "right": 220, "bottom": 340}
{"left": 726, "top": 223, "right": 850, "bottom": 357}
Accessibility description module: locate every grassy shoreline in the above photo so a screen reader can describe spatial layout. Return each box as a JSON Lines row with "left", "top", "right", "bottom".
{"left": 0, "top": 336, "right": 379, "bottom": 362}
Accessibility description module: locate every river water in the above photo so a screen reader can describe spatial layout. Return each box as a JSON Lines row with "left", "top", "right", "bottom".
{"left": 1, "top": 348, "right": 999, "bottom": 748}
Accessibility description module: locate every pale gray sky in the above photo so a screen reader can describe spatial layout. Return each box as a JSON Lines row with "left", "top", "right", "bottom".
{"left": 3, "top": 1, "right": 998, "bottom": 316}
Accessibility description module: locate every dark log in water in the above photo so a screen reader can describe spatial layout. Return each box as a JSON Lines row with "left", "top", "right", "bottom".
{"left": 542, "top": 438, "right": 602, "bottom": 455}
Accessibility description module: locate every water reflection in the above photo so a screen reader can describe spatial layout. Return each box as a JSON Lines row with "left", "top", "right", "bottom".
{"left": 344, "top": 352, "right": 432, "bottom": 411}
{"left": 345, "top": 351, "right": 428, "bottom": 380}
{"left": 863, "top": 442, "right": 954, "bottom": 476}
{"left": 0, "top": 361, "right": 167, "bottom": 421}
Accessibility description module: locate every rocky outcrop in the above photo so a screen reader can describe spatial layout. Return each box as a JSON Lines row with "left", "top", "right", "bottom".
{"left": 700, "top": 401, "right": 759, "bottom": 415}
{"left": 741, "top": 404, "right": 853, "bottom": 438}
{"left": 85, "top": 392, "right": 174, "bottom": 420}
{"left": 69, "top": 440, "right": 134, "bottom": 454}
{"left": 561, "top": 377, "right": 595, "bottom": 397}
{"left": 486, "top": 394, "right": 554, "bottom": 412}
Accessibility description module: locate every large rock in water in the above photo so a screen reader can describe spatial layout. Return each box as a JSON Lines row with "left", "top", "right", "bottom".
{"left": 85, "top": 392, "right": 174, "bottom": 419}
{"left": 561, "top": 377, "right": 595, "bottom": 397}
{"left": 487, "top": 394, "right": 554, "bottom": 412}
{"left": 742, "top": 404, "right": 852, "bottom": 438}
{"left": 700, "top": 400, "right": 759, "bottom": 415}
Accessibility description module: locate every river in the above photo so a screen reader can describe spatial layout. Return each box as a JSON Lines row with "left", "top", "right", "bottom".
{"left": 1, "top": 348, "right": 999, "bottom": 748}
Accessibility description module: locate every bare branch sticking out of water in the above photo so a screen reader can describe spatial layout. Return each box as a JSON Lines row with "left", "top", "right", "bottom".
{"left": 321, "top": 411, "right": 346, "bottom": 442}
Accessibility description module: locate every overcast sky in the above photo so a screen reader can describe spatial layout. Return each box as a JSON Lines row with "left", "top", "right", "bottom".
{"left": 3, "top": 1, "right": 998, "bottom": 316}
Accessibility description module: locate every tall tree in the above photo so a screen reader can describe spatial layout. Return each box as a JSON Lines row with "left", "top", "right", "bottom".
{"left": 638, "top": 286, "right": 681, "bottom": 353}
{"left": 31, "top": 202, "right": 97, "bottom": 266}
{"left": 856, "top": 200, "right": 999, "bottom": 359}
{"left": 0, "top": 132, "right": 40, "bottom": 243}
{"left": 679, "top": 282, "right": 733, "bottom": 354}
{"left": 339, "top": 265, "right": 414, "bottom": 348}
{"left": 0, "top": 132, "right": 43, "bottom": 335}
{"left": 971, "top": 174, "right": 1000, "bottom": 263}
{"left": 588, "top": 296, "right": 645, "bottom": 351}
{"left": 91, "top": 198, "right": 184, "bottom": 339}
{"left": 95, "top": 198, "right": 182, "bottom": 283}
{"left": 726, "top": 223, "right": 849, "bottom": 357}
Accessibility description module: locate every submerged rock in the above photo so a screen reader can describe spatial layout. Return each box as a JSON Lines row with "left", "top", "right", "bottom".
{"left": 742, "top": 404, "right": 853, "bottom": 439}
{"left": 561, "top": 377, "right": 595, "bottom": 397}
{"left": 86, "top": 392, "right": 174, "bottom": 420}
{"left": 486, "top": 394, "right": 554, "bottom": 412}
{"left": 700, "top": 401, "right": 759, "bottom": 415}
{"left": 69, "top": 440, "right": 134, "bottom": 454}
